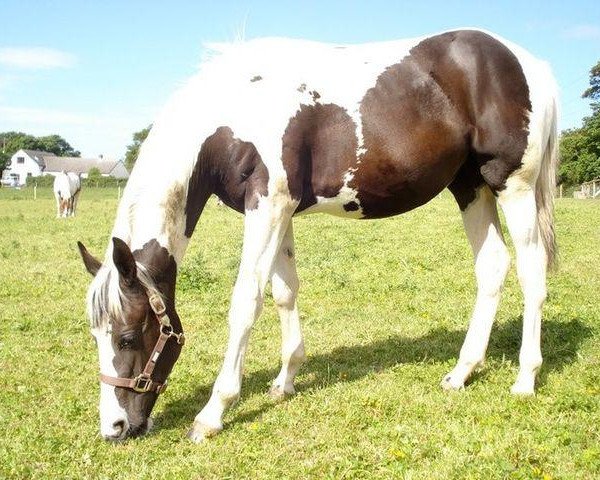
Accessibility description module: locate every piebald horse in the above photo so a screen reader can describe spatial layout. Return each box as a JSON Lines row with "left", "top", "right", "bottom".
{"left": 54, "top": 171, "right": 81, "bottom": 218}
{"left": 77, "top": 29, "right": 558, "bottom": 442}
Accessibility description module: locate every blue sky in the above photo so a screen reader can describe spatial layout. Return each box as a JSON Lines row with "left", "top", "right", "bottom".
{"left": 0, "top": 0, "right": 599, "bottom": 159}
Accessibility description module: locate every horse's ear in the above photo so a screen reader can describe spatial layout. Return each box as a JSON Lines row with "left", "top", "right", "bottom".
{"left": 77, "top": 241, "right": 102, "bottom": 276}
{"left": 112, "top": 237, "right": 137, "bottom": 285}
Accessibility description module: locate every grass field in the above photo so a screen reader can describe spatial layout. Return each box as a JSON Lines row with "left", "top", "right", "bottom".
{"left": 1, "top": 186, "right": 599, "bottom": 479}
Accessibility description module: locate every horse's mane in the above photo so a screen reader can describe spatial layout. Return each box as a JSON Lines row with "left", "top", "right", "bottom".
{"left": 87, "top": 261, "right": 164, "bottom": 329}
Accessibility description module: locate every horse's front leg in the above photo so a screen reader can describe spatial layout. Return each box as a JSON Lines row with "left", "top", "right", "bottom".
{"left": 188, "top": 193, "right": 297, "bottom": 442}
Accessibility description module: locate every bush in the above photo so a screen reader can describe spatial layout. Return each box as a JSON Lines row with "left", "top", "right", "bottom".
{"left": 81, "top": 176, "right": 127, "bottom": 188}
{"left": 26, "top": 175, "right": 55, "bottom": 187}
{"left": 25, "top": 174, "right": 127, "bottom": 188}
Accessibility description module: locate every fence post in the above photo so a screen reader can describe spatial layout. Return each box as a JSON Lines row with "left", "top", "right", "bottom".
{"left": 559, "top": 184, "right": 563, "bottom": 198}
{"left": 34, "top": 183, "right": 37, "bottom": 200}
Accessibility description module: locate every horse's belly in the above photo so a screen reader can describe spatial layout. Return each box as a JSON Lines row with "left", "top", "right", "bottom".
{"left": 297, "top": 151, "right": 463, "bottom": 219}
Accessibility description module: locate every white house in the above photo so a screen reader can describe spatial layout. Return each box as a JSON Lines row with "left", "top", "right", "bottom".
{"left": 0, "top": 149, "right": 49, "bottom": 186}
{"left": 1, "top": 149, "right": 129, "bottom": 186}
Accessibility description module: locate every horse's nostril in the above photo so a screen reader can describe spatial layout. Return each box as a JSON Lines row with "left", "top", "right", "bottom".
{"left": 112, "top": 420, "right": 126, "bottom": 436}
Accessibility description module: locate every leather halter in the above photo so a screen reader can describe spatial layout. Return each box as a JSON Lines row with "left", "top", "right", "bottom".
{"left": 100, "top": 293, "right": 185, "bottom": 394}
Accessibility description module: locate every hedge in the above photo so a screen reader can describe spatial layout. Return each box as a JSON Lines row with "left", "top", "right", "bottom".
{"left": 26, "top": 175, "right": 128, "bottom": 188}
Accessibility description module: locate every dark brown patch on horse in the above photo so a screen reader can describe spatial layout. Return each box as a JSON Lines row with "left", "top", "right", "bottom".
{"left": 344, "top": 201, "right": 359, "bottom": 211}
{"left": 281, "top": 30, "right": 531, "bottom": 216}
{"left": 310, "top": 90, "right": 321, "bottom": 102}
{"left": 356, "top": 30, "right": 530, "bottom": 216}
{"left": 185, "top": 127, "right": 269, "bottom": 237}
{"left": 447, "top": 151, "right": 486, "bottom": 210}
{"left": 282, "top": 103, "right": 359, "bottom": 212}
{"left": 250, "top": 75, "right": 263, "bottom": 82}
{"left": 297, "top": 83, "right": 307, "bottom": 93}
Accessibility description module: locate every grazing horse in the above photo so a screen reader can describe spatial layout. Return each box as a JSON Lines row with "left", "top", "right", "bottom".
{"left": 77, "top": 29, "right": 558, "bottom": 442}
{"left": 54, "top": 171, "right": 81, "bottom": 217}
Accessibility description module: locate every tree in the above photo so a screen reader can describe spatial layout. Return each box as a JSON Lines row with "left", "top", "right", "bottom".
{"left": 124, "top": 125, "right": 151, "bottom": 172}
{"left": 559, "top": 60, "right": 600, "bottom": 185}
{"left": 582, "top": 60, "right": 600, "bottom": 105}
{"left": 0, "top": 131, "right": 80, "bottom": 173}
{"left": 37, "top": 134, "right": 80, "bottom": 157}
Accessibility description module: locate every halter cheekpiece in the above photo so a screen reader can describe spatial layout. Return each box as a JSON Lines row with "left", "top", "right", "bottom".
{"left": 99, "top": 293, "right": 185, "bottom": 394}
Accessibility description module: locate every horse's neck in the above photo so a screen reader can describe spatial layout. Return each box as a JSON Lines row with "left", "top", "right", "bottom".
{"left": 111, "top": 165, "right": 202, "bottom": 265}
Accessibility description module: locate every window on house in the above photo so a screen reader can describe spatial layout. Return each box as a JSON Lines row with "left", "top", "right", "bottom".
{"left": 27, "top": 172, "right": 32, "bottom": 177}
{"left": 17, "top": 157, "right": 25, "bottom": 164}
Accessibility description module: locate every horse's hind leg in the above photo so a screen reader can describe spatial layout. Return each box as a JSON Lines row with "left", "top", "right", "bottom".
{"left": 188, "top": 188, "right": 297, "bottom": 442}
{"left": 71, "top": 193, "right": 79, "bottom": 216}
{"left": 442, "top": 185, "right": 510, "bottom": 390}
{"left": 55, "top": 194, "right": 61, "bottom": 218}
{"left": 270, "top": 222, "right": 306, "bottom": 399}
{"left": 498, "top": 180, "right": 546, "bottom": 394}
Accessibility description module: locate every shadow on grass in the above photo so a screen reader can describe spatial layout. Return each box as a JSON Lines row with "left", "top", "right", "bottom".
{"left": 154, "top": 316, "right": 591, "bottom": 432}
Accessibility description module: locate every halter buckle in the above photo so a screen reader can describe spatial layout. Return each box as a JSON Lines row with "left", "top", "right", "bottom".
{"left": 132, "top": 375, "right": 153, "bottom": 393}
{"left": 148, "top": 294, "right": 166, "bottom": 316}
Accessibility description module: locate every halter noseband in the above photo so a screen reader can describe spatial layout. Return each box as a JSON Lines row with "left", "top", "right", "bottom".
{"left": 99, "top": 293, "right": 185, "bottom": 394}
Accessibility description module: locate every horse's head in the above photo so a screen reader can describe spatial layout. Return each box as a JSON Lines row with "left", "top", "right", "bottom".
{"left": 77, "top": 238, "right": 183, "bottom": 441}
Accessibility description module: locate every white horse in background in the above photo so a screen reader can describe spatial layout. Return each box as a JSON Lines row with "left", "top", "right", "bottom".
{"left": 53, "top": 172, "right": 81, "bottom": 218}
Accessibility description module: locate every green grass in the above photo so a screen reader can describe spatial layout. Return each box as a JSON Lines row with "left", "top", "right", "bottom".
{"left": 1, "top": 186, "right": 599, "bottom": 479}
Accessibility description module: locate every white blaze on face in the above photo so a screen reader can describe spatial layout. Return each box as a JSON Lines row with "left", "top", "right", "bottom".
{"left": 92, "top": 326, "right": 128, "bottom": 439}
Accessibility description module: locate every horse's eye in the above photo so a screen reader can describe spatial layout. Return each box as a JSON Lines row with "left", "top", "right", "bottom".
{"left": 118, "top": 336, "right": 137, "bottom": 350}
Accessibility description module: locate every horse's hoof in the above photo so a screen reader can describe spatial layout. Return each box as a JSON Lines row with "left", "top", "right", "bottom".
{"left": 510, "top": 382, "right": 535, "bottom": 396}
{"left": 187, "top": 421, "right": 222, "bottom": 443}
{"left": 440, "top": 374, "right": 465, "bottom": 391}
{"left": 269, "top": 384, "right": 295, "bottom": 401}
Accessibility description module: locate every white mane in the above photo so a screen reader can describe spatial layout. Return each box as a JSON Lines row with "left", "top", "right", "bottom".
{"left": 87, "top": 261, "right": 164, "bottom": 329}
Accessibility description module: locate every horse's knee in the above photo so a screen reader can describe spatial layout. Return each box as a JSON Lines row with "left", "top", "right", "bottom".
{"left": 272, "top": 276, "right": 298, "bottom": 309}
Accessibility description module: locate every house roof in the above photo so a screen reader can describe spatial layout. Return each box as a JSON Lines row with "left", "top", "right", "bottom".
{"left": 21, "top": 150, "right": 56, "bottom": 168}
{"left": 43, "top": 156, "right": 125, "bottom": 175}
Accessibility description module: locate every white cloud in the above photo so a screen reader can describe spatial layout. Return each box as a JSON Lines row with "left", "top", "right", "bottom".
{"left": 562, "top": 25, "right": 600, "bottom": 40}
{"left": 0, "top": 47, "right": 76, "bottom": 69}
{"left": 0, "top": 105, "right": 89, "bottom": 125}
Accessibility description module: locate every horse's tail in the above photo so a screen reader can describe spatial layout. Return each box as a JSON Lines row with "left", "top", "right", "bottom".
{"left": 535, "top": 81, "right": 559, "bottom": 271}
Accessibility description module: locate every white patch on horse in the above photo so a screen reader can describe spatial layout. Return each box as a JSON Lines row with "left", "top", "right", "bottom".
{"left": 300, "top": 168, "right": 363, "bottom": 218}
{"left": 92, "top": 325, "right": 128, "bottom": 440}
